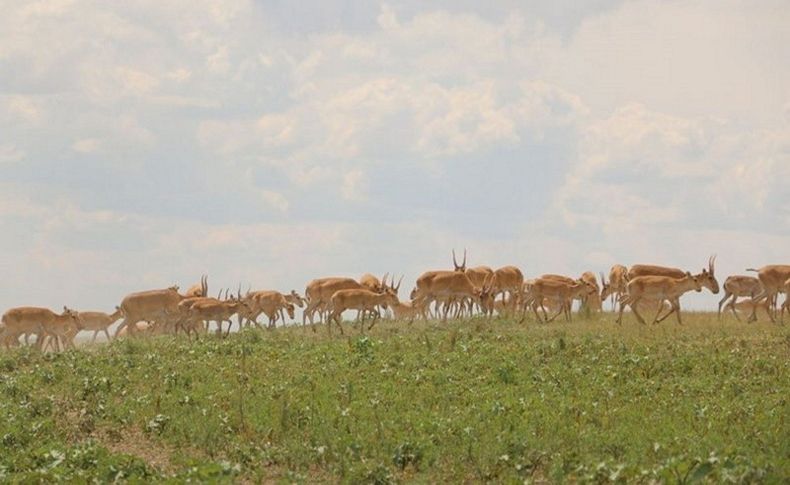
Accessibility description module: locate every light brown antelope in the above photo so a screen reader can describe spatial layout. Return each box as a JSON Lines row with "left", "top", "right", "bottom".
{"left": 184, "top": 275, "right": 209, "bottom": 298}
{"left": 115, "top": 281, "right": 208, "bottom": 337}
{"left": 781, "top": 277, "right": 790, "bottom": 323}
{"left": 360, "top": 273, "right": 388, "bottom": 293}
{"left": 1, "top": 306, "right": 79, "bottom": 350}
{"left": 746, "top": 265, "right": 790, "bottom": 322}
{"left": 628, "top": 256, "right": 719, "bottom": 295}
{"left": 328, "top": 289, "right": 399, "bottom": 334}
{"left": 717, "top": 275, "right": 762, "bottom": 320}
{"left": 74, "top": 308, "right": 123, "bottom": 343}
{"left": 185, "top": 294, "right": 250, "bottom": 337}
{"left": 240, "top": 290, "right": 295, "bottom": 329}
{"left": 525, "top": 278, "right": 597, "bottom": 323}
{"left": 725, "top": 298, "right": 773, "bottom": 321}
{"left": 465, "top": 266, "right": 495, "bottom": 288}
{"left": 617, "top": 273, "right": 702, "bottom": 325}
{"left": 579, "top": 271, "right": 602, "bottom": 313}
{"left": 600, "top": 264, "right": 629, "bottom": 310}
{"left": 390, "top": 298, "right": 420, "bottom": 322}
{"left": 494, "top": 266, "right": 524, "bottom": 303}
{"left": 303, "top": 277, "right": 367, "bottom": 326}
{"left": 412, "top": 268, "right": 491, "bottom": 321}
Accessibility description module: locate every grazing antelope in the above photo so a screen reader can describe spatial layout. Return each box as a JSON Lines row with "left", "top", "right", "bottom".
{"left": 628, "top": 256, "right": 719, "bottom": 295}
{"left": 74, "top": 308, "right": 123, "bottom": 343}
{"left": 717, "top": 275, "right": 762, "bottom": 320}
{"left": 600, "top": 264, "right": 629, "bottom": 310}
{"left": 746, "top": 265, "right": 790, "bottom": 322}
{"left": 1, "top": 306, "right": 79, "bottom": 350}
{"left": 578, "top": 272, "right": 602, "bottom": 314}
{"left": 328, "top": 289, "right": 399, "bottom": 334}
{"left": 617, "top": 273, "right": 701, "bottom": 325}
{"left": 525, "top": 278, "right": 597, "bottom": 323}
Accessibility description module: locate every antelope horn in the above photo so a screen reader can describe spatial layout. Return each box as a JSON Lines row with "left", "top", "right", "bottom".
{"left": 237, "top": 283, "right": 242, "bottom": 300}
{"left": 452, "top": 249, "right": 458, "bottom": 268}
{"left": 462, "top": 248, "right": 467, "bottom": 267}
{"left": 395, "top": 275, "right": 403, "bottom": 291}
{"left": 381, "top": 272, "right": 389, "bottom": 288}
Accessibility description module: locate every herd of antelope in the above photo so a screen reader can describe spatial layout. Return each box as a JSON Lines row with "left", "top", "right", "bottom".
{"left": 1, "top": 252, "right": 788, "bottom": 351}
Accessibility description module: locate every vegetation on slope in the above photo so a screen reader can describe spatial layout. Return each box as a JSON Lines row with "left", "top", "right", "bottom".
{"left": 0, "top": 314, "right": 788, "bottom": 483}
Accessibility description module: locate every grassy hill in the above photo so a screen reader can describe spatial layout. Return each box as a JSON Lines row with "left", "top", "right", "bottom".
{"left": 0, "top": 313, "right": 788, "bottom": 483}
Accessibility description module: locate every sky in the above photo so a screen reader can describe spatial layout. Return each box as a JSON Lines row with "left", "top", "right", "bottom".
{"left": 1, "top": 0, "right": 788, "bottom": 313}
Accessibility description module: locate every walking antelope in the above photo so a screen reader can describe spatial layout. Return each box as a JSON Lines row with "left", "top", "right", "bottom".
{"left": 717, "top": 275, "right": 762, "bottom": 320}
{"left": 240, "top": 290, "right": 296, "bottom": 329}
{"left": 628, "top": 256, "right": 719, "bottom": 295}
{"left": 1, "top": 306, "right": 79, "bottom": 350}
{"left": 600, "top": 264, "right": 629, "bottom": 310}
{"left": 73, "top": 308, "right": 123, "bottom": 343}
{"left": 303, "top": 277, "right": 367, "bottom": 326}
{"left": 746, "top": 265, "right": 790, "bottom": 322}
{"left": 617, "top": 273, "right": 702, "bottom": 325}
{"left": 328, "top": 289, "right": 399, "bottom": 334}
{"left": 525, "top": 277, "right": 597, "bottom": 323}
{"left": 725, "top": 298, "right": 773, "bottom": 321}
{"left": 115, "top": 276, "right": 209, "bottom": 337}
{"left": 185, "top": 290, "right": 250, "bottom": 337}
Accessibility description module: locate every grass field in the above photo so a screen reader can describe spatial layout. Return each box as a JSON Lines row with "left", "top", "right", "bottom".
{"left": 0, "top": 313, "right": 788, "bottom": 483}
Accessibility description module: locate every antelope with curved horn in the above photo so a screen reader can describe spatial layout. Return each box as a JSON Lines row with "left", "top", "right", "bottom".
{"left": 628, "top": 256, "right": 719, "bottom": 295}
{"left": 186, "top": 286, "right": 250, "bottom": 337}
{"left": 184, "top": 275, "right": 209, "bottom": 298}
{"left": 617, "top": 272, "right": 702, "bottom": 325}
{"left": 717, "top": 275, "right": 762, "bottom": 321}
{"left": 412, "top": 269, "right": 491, "bottom": 322}
{"left": 745, "top": 265, "right": 790, "bottom": 322}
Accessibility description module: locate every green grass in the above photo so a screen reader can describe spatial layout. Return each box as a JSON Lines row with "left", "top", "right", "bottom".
{"left": 0, "top": 313, "right": 788, "bottom": 483}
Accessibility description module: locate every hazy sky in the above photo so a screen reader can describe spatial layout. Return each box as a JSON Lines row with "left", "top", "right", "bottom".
{"left": 1, "top": 0, "right": 788, "bottom": 312}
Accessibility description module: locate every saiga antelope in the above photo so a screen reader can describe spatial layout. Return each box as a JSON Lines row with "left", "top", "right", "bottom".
{"left": 716, "top": 275, "right": 762, "bottom": 321}
{"left": 617, "top": 273, "right": 702, "bottom": 325}
{"left": 745, "top": 265, "right": 790, "bottom": 322}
